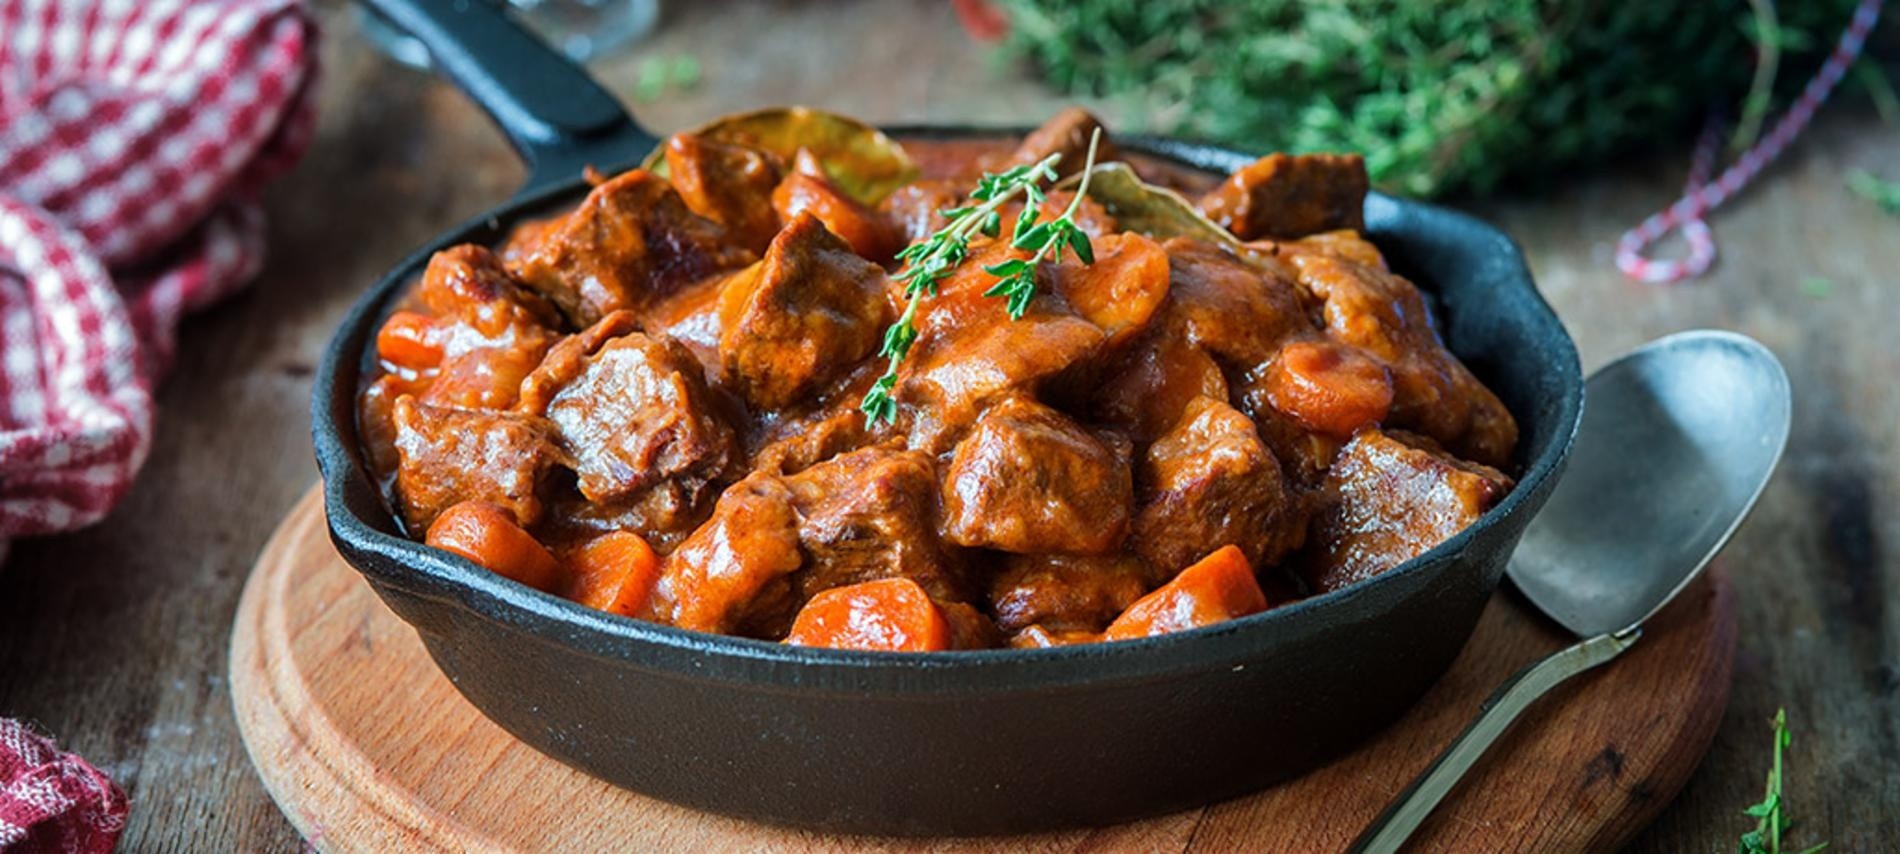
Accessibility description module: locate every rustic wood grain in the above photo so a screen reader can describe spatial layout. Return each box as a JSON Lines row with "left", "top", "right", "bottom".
{"left": 230, "top": 488, "right": 1733, "bottom": 853}
{"left": 0, "top": 1, "right": 1894, "bottom": 849}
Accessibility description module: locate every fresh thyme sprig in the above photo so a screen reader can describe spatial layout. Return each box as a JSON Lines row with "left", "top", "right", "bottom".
{"left": 859, "top": 129, "right": 1104, "bottom": 425}
{"left": 1739, "top": 708, "right": 1827, "bottom": 854}
{"left": 983, "top": 131, "right": 1102, "bottom": 319}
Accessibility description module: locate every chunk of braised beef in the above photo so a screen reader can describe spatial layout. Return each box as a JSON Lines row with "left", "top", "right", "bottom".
{"left": 717, "top": 213, "right": 892, "bottom": 410}
{"left": 1196, "top": 153, "right": 1368, "bottom": 240}
{"left": 988, "top": 552, "right": 1154, "bottom": 634}
{"left": 1093, "top": 328, "right": 1229, "bottom": 444}
{"left": 1232, "top": 388, "right": 1347, "bottom": 489}
{"left": 411, "top": 245, "right": 561, "bottom": 410}
{"left": 941, "top": 396, "right": 1132, "bottom": 555}
{"left": 391, "top": 396, "right": 566, "bottom": 534}
{"left": 879, "top": 179, "right": 964, "bottom": 246}
{"left": 641, "top": 273, "right": 729, "bottom": 381}
{"left": 662, "top": 132, "right": 784, "bottom": 254}
{"left": 1249, "top": 229, "right": 1388, "bottom": 270}
{"left": 783, "top": 446, "right": 968, "bottom": 606}
{"left": 359, "top": 372, "right": 428, "bottom": 486}
{"left": 1161, "top": 237, "right": 1315, "bottom": 369}
{"left": 1302, "top": 429, "right": 1513, "bottom": 593}
{"left": 1291, "top": 253, "right": 1518, "bottom": 468}
{"left": 525, "top": 328, "right": 739, "bottom": 506}
{"left": 642, "top": 472, "right": 805, "bottom": 635}
{"left": 1133, "top": 395, "right": 1303, "bottom": 575}
{"left": 503, "top": 169, "right": 755, "bottom": 326}
{"left": 1005, "top": 107, "right": 1119, "bottom": 180}
{"left": 898, "top": 241, "right": 1106, "bottom": 452}
{"left": 749, "top": 364, "right": 899, "bottom": 476}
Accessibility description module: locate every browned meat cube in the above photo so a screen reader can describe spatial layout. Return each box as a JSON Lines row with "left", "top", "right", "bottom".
{"left": 1250, "top": 229, "right": 1388, "bottom": 270}
{"left": 643, "top": 472, "right": 805, "bottom": 635}
{"left": 1162, "top": 237, "right": 1315, "bottom": 369}
{"left": 941, "top": 397, "right": 1132, "bottom": 555}
{"left": 391, "top": 397, "right": 565, "bottom": 534}
{"left": 539, "top": 480, "right": 709, "bottom": 556}
{"left": 530, "top": 330, "right": 738, "bottom": 505}
{"left": 1234, "top": 391, "right": 1347, "bottom": 489}
{"left": 988, "top": 552, "right": 1154, "bottom": 634}
{"left": 1006, "top": 107, "right": 1119, "bottom": 179}
{"left": 1291, "top": 253, "right": 1518, "bottom": 468}
{"left": 504, "top": 169, "right": 755, "bottom": 326}
{"left": 641, "top": 274, "right": 727, "bottom": 381}
{"left": 749, "top": 365, "right": 899, "bottom": 476}
{"left": 879, "top": 179, "right": 963, "bottom": 246}
{"left": 717, "top": 213, "right": 892, "bottom": 410}
{"left": 898, "top": 241, "right": 1106, "bottom": 452}
{"left": 662, "top": 132, "right": 784, "bottom": 254}
{"left": 416, "top": 244, "right": 561, "bottom": 336}
{"left": 753, "top": 407, "right": 884, "bottom": 476}
{"left": 1133, "top": 395, "right": 1303, "bottom": 575}
{"left": 1093, "top": 329, "right": 1229, "bottom": 444}
{"left": 412, "top": 245, "right": 561, "bottom": 410}
{"left": 1197, "top": 153, "right": 1368, "bottom": 240}
{"left": 783, "top": 446, "right": 966, "bottom": 605}
{"left": 1304, "top": 429, "right": 1513, "bottom": 593}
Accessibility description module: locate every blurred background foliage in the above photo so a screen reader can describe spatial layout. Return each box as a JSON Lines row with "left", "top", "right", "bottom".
{"left": 993, "top": 0, "right": 1880, "bottom": 197}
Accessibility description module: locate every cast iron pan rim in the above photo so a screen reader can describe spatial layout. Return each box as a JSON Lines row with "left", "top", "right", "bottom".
{"left": 313, "top": 125, "right": 1581, "bottom": 692}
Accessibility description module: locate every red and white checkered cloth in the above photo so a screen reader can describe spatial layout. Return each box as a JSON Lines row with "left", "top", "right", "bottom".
{"left": 0, "top": 0, "right": 316, "bottom": 554}
{"left": 2, "top": 1, "right": 317, "bottom": 849}
{"left": 0, "top": 721, "right": 126, "bottom": 852}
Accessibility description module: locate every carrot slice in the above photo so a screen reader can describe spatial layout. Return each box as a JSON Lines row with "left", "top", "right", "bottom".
{"left": 1264, "top": 339, "right": 1393, "bottom": 437}
{"left": 784, "top": 578, "right": 953, "bottom": 652}
{"left": 425, "top": 501, "right": 563, "bottom": 592}
{"left": 1103, "top": 545, "right": 1268, "bottom": 641}
{"left": 561, "top": 531, "right": 661, "bottom": 617}
{"left": 771, "top": 171, "right": 898, "bottom": 262}
{"left": 376, "top": 310, "right": 445, "bottom": 371}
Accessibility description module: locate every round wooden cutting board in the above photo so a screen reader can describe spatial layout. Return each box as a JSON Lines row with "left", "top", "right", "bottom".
{"left": 230, "top": 487, "right": 1736, "bottom": 852}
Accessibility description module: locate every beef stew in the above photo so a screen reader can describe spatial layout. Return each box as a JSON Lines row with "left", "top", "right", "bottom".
{"left": 356, "top": 108, "right": 1517, "bottom": 652}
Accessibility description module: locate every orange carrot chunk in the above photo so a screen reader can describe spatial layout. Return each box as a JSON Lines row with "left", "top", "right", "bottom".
{"left": 1103, "top": 545, "right": 1269, "bottom": 641}
{"left": 1264, "top": 339, "right": 1393, "bottom": 437}
{"left": 561, "top": 530, "right": 662, "bottom": 617}
{"left": 784, "top": 578, "right": 953, "bottom": 652}
{"left": 376, "top": 310, "right": 445, "bottom": 371}
{"left": 425, "top": 501, "right": 563, "bottom": 592}
{"left": 771, "top": 169, "right": 898, "bottom": 262}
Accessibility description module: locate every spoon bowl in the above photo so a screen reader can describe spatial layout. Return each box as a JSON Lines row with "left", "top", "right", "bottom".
{"left": 1511, "top": 329, "right": 1792, "bottom": 637}
{"left": 1356, "top": 329, "right": 1791, "bottom": 852}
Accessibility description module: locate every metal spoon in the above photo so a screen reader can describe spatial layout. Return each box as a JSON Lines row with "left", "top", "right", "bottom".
{"left": 1352, "top": 329, "right": 1792, "bottom": 852}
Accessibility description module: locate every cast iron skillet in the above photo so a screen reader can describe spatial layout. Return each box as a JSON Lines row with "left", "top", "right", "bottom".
{"left": 314, "top": 0, "right": 1583, "bottom": 836}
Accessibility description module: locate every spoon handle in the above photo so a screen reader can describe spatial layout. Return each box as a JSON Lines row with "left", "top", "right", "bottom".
{"left": 1349, "top": 627, "right": 1642, "bottom": 853}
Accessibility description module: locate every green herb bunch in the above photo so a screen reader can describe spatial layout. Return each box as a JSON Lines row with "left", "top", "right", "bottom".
{"left": 993, "top": 0, "right": 1868, "bottom": 197}
{"left": 860, "top": 132, "right": 1103, "bottom": 425}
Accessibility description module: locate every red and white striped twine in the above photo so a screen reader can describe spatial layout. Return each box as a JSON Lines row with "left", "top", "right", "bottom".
{"left": 1616, "top": 0, "right": 1884, "bottom": 284}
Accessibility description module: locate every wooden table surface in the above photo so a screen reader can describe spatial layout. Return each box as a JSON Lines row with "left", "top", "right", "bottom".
{"left": 2, "top": 1, "right": 1895, "bottom": 849}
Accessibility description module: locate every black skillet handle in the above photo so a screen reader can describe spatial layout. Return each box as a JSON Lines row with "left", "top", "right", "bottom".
{"left": 358, "top": 0, "right": 660, "bottom": 197}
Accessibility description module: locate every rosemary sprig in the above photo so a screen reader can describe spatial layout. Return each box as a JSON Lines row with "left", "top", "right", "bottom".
{"left": 859, "top": 130, "right": 1103, "bottom": 425}
{"left": 1739, "top": 708, "right": 1827, "bottom": 854}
